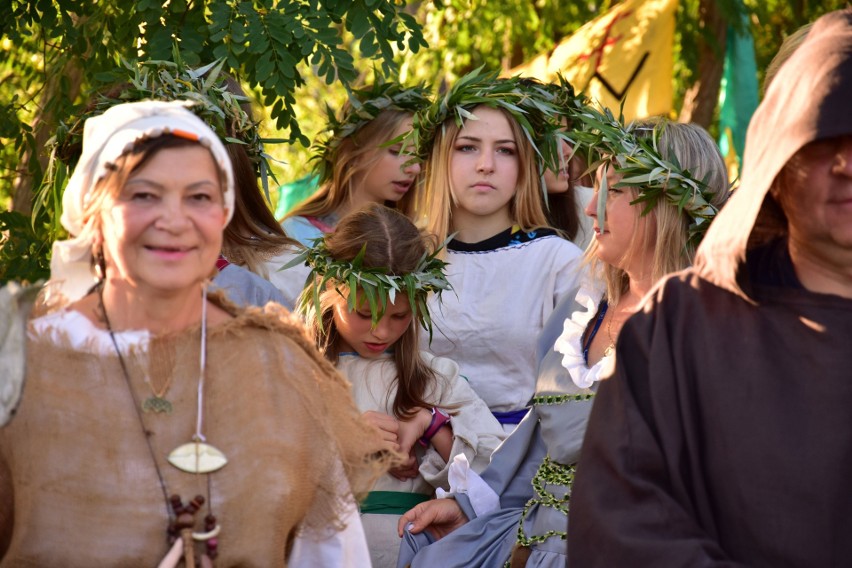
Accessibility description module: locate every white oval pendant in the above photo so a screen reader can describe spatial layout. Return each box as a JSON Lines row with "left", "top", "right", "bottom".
{"left": 167, "top": 442, "right": 228, "bottom": 473}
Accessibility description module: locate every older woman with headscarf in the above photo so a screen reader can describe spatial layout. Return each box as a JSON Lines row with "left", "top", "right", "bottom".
{"left": 569, "top": 9, "right": 852, "bottom": 567}
{"left": 0, "top": 100, "right": 391, "bottom": 567}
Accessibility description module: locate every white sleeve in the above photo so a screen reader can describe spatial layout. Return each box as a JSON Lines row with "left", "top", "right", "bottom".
{"left": 288, "top": 457, "right": 372, "bottom": 567}
{"left": 418, "top": 354, "right": 507, "bottom": 489}
{"left": 288, "top": 496, "right": 372, "bottom": 568}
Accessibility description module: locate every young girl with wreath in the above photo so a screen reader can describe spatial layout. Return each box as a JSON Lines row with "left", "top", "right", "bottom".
{"left": 281, "top": 82, "right": 431, "bottom": 246}
{"left": 408, "top": 70, "right": 588, "bottom": 432}
{"left": 294, "top": 203, "right": 506, "bottom": 568}
{"left": 396, "top": 115, "right": 730, "bottom": 568}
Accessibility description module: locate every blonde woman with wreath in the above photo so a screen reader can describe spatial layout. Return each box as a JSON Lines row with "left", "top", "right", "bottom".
{"left": 281, "top": 82, "right": 431, "bottom": 246}
{"left": 409, "top": 70, "right": 588, "bottom": 432}
{"left": 396, "top": 116, "right": 729, "bottom": 568}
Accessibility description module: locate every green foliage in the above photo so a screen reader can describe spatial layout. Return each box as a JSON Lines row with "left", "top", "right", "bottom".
{"left": 0, "top": 210, "right": 51, "bottom": 285}
{"left": 4, "top": 0, "right": 851, "bottom": 287}
{"left": 1, "top": 0, "right": 424, "bottom": 283}
{"left": 571, "top": 106, "right": 719, "bottom": 249}
{"left": 288, "top": 237, "right": 452, "bottom": 341}
{"left": 400, "top": 0, "right": 605, "bottom": 86}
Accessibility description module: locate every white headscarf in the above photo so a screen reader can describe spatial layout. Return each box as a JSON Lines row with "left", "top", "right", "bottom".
{"left": 49, "top": 100, "right": 236, "bottom": 304}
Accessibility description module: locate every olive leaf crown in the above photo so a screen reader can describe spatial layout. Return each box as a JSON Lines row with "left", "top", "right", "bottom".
{"left": 406, "top": 67, "right": 587, "bottom": 176}
{"left": 53, "top": 51, "right": 280, "bottom": 196}
{"left": 310, "top": 80, "right": 433, "bottom": 185}
{"left": 286, "top": 238, "right": 452, "bottom": 341}
{"left": 571, "top": 105, "right": 722, "bottom": 249}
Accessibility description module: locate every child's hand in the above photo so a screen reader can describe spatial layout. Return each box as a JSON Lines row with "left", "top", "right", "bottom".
{"left": 362, "top": 410, "right": 401, "bottom": 452}
{"left": 389, "top": 448, "right": 421, "bottom": 481}
{"left": 396, "top": 408, "right": 432, "bottom": 456}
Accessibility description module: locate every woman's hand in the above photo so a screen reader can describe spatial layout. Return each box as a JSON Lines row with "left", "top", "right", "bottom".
{"left": 397, "top": 498, "right": 469, "bottom": 540}
{"left": 361, "top": 410, "right": 401, "bottom": 452}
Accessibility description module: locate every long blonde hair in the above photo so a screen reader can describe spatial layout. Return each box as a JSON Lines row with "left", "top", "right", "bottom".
{"left": 418, "top": 106, "right": 551, "bottom": 244}
{"left": 285, "top": 109, "right": 417, "bottom": 221}
{"left": 587, "top": 118, "right": 730, "bottom": 304}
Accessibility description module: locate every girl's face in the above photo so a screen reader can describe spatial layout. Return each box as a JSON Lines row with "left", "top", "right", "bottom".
{"left": 584, "top": 164, "right": 655, "bottom": 271}
{"left": 99, "top": 145, "right": 227, "bottom": 295}
{"left": 355, "top": 116, "right": 421, "bottom": 204}
{"left": 449, "top": 106, "right": 520, "bottom": 221}
{"left": 334, "top": 291, "right": 413, "bottom": 358}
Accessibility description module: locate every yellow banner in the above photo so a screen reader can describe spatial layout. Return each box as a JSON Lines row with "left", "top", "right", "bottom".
{"left": 510, "top": 0, "right": 678, "bottom": 121}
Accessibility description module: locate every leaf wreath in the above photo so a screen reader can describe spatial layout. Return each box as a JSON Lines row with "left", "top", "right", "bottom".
{"left": 570, "top": 105, "right": 723, "bottom": 250}
{"left": 52, "top": 47, "right": 281, "bottom": 198}
{"left": 283, "top": 238, "right": 452, "bottom": 343}
{"left": 406, "top": 67, "right": 586, "bottom": 177}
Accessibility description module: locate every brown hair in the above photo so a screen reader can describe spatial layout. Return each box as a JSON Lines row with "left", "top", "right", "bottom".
{"left": 285, "top": 109, "right": 419, "bottom": 222}
{"left": 545, "top": 186, "right": 579, "bottom": 241}
{"left": 303, "top": 203, "right": 441, "bottom": 419}
{"left": 416, "top": 105, "right": 552, "bottom": 244}
{"left": 219, "top": 77, "right": 299, "bottom": 275}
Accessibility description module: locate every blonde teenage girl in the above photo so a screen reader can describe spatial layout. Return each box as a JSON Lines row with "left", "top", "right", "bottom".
{"left": 281, "top": 82, "right": 431, "bottom": 246}
{"left": 411, "top": 71, "right": 587, "bottom": 431}
{"left": 296, "top": 203, "right": 505, "bottom": 568}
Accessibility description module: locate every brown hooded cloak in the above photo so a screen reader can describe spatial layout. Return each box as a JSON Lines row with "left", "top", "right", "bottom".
{"left": 568, "top": 9, "right": 852, "bottom": 567}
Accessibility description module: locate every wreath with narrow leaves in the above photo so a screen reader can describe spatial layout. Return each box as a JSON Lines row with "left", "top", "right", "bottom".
{"left": 283, "top": 238, "right": 452, "bottom": 342}
{"left": 571, "top": 105, "right": 722, "bottom": 249}
{"left": 52, "top": 50, "right": 280, "bottom": 196}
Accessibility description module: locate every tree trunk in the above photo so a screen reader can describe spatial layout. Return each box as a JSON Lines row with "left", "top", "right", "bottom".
{"left": 11, "top": 58, "right": 83, "bottom": 215}
{"left": 678, "top": 0, "right": 727, "bottom": 127}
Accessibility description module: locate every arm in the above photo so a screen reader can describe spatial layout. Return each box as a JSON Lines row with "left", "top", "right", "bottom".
{"left": 398, "top": 407, "right": 453, "bottom": 462}
{"left": 417, "top": 355, "right": 507, "bottom": 489}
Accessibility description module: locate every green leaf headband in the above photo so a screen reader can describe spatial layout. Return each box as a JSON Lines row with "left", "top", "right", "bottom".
{"left": 407, "top": 67, "right": 583, "bottom": 176}
{"left": 286, "top": 238, "right": 452, "bottom": 342}
{"left": 55, "top": 50, "right": 280, "bottom": 198}
{"left": 571, "top": 106, "right": 721, "bottom": 249}
{"left": 310, "top": 81, "right": 432, "bottom": 185}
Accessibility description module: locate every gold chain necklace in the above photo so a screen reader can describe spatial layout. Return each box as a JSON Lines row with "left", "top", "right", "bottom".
{"left": 142, "top": 366, "right": 175, "bottom": 414}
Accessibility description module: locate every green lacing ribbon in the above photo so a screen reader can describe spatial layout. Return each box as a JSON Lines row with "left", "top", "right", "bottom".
{"left": 530, "top": 393, "right": 595, "bottom": 406}
{"left": 514, "top": 456, "right": 576, "bottom": 553}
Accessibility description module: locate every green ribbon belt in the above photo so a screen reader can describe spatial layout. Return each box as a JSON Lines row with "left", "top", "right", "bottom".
{"left": 360, "top": 491, "right": 431, "bottom": 515}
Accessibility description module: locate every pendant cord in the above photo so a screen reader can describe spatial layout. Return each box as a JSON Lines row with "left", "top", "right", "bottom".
{"left": 100, "top": 287, "right": 172, "bottom": 519}
{"left": 195, "top": 284, "right": 208, "bottom": 443}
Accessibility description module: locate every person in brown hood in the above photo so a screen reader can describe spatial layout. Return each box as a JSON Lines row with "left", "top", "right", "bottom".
{"left": 568, "top": 8, "right": 852, "bottom": 567}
